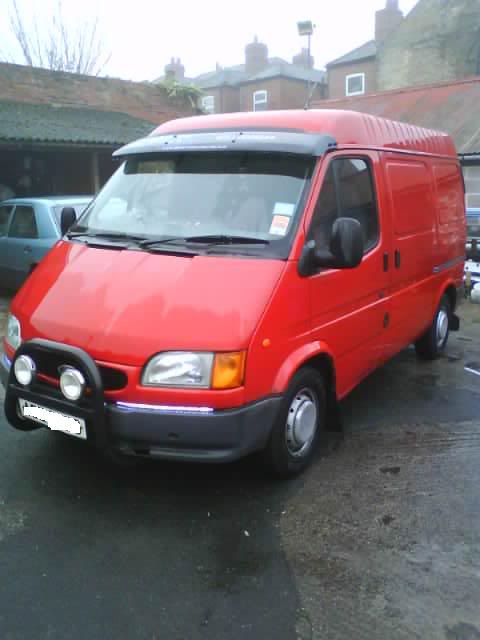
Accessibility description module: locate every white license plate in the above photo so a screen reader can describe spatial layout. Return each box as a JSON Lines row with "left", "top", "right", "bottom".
{"left": 18, "top": 399, "right": 87, "bottom": 440}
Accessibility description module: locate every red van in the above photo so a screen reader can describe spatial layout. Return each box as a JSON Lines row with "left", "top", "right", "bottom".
{"left": 1, "top": 110, "right": 466, "bottom": 476}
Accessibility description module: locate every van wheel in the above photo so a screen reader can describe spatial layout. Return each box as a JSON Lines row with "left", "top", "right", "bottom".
{"left": 415, "top": 295, "right": 451, "bottom": 360}
{"left": 261, "top": 367, "right": 326, "bottom": 477}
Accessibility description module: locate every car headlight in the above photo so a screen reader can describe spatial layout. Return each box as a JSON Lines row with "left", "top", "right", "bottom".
{"left": 6, "top": 314, "right": 21, "bottom": 350}
{"left": 142, "top": 351, "right": 246, "bottom": 389}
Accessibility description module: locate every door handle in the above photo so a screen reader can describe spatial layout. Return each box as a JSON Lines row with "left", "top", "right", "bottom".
{"left": 23, "top": 245, "right": 32, "bottom": 254}
{"left": 383, "top": 252, "right": 389, "bottom": 272}
{"left": 395, "top": 249, "right": 401, "bottom": 268}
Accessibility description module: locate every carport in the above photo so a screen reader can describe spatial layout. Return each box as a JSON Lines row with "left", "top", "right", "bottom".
{"left": 0, "top": 101, "right": 155, "bottom": 199}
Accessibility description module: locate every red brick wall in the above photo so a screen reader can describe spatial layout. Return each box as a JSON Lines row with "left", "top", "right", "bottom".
{"left": 0, "top": 62, "right": 195, "bottom": 124}
{"left": 327, "top": 59, "right": 377, "bottom": 99}
{"left": 239, "top": 78, "right": 326, "bottom": 111}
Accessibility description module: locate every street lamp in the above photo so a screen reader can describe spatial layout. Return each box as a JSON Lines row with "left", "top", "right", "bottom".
{"left": 297, "top": 20, "right": 315, "bottom": 108}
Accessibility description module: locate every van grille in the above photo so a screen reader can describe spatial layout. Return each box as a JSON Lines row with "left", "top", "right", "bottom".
{"left": 32, "top": 351, "right": 128, "bottom": 391}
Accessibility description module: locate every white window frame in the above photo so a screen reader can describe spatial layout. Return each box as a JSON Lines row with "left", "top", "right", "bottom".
{"left": 202, "top": 95, "right": 215, "bottom": 114}
{"left": 345, "top": 73, "right": 366, "bottom": 97}
{"left": 253, "top": 90, "right": 268, "bottom": 111}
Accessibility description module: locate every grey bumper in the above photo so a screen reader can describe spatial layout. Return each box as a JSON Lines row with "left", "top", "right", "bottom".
{"left": 108, "top": 397, "right": 282, "bottom": 463}
{"left": 2, "top": 341, "right": 282, "bottom": 463}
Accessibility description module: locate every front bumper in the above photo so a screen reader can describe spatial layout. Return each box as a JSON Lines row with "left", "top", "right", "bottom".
{"left": 2, "top": 340, "right": 281, "bottom": 463}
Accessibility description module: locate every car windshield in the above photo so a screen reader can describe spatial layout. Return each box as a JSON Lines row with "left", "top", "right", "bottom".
{"left": 73, "top": 152, "right": 315, "bottom": 257}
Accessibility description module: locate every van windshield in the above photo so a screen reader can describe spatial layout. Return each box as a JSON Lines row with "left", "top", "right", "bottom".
{"left": 73, "top": 152, "right": 315, "bottom": 257}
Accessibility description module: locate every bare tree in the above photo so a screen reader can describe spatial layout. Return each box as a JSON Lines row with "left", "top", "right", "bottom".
{"left": 3, "top": 0, "right": 111, "bottom": 76}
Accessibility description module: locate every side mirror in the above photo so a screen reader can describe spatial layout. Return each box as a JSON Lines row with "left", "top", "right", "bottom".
{"left": 298, "top": 217, "right": 364, "bottom": 276}
{"left": 60, "top": 207, "right": 76, "bottom": 235}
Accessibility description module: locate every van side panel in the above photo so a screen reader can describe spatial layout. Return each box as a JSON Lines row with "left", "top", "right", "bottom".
{"left": 384, "top": 157, "right": 437, "bottom": 347}
{"left": 432, "top": 161, "right": 466, "bottom": 290}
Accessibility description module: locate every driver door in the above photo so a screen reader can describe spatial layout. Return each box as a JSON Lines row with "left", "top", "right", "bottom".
{"left": 305, "top": 152, "right": 391, "bottom": 398}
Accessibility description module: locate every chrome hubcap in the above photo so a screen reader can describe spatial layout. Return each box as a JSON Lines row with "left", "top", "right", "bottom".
{"left": 436, "top": 308, "right": 449, "bottom": 348}
{"left": 285, "top": 388, "right": 318, "bottom": 458}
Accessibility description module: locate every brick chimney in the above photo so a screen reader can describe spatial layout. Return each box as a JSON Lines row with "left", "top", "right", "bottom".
{"left": 164, "top": 57, "right": 185, "bottom": 82}
{"left": 375, "top": 0, "right": 403, "bottom": 43}
{"left": 245, "top": 36, "right": 269, "bottom": 75}
{"left": 292, "top": 48, "right": 314, "bottom": 69}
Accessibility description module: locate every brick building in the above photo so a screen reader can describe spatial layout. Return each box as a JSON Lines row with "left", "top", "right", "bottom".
{"left": 0, "top": 62, "right": 195, "bottom": 198}
{"left": 158, "top": 37, "right": 327, "bottom": 114}
{"left": 326, "top": 0, "right": 480, "bottom": 99}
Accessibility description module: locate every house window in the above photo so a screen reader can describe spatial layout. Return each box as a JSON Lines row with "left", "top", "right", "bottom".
{"left": 202, "top": 95, "right": 215, "bottom": 114}
{"left": 253, "top": 90, "right": 268, "bottom": 111}
{"left": 345, "top": 73, "right": 366, "bottom": 97}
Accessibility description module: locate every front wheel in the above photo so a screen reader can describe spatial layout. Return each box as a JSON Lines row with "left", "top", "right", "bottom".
{"left": 415, "top": 295, "right": 451, "bottom": 360}
{"left": 261, "top": 367, "right": 326, "bottom": 477}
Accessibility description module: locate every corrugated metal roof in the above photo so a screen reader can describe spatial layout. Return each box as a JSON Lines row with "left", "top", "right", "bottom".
{"left": 0, "top": 101, "right": 155, "bottom": 146}
{"left": 312, "top": 77, "right": 480, "bottom": 154}
{"left": 327, "top": 40, "right": 377, "bottom": 68}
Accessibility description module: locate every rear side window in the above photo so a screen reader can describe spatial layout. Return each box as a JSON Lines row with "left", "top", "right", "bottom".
{"left": 308, "top": 157, "right": 379, "bottom": 253}
{"left": 386, "top": 161, "right": 433, "bottom": 236}
{"left": 0, "top": 205, "right": 13, "bottom": 236}
{"left": 8, "top": 206, "right": 38, "bottom": 239}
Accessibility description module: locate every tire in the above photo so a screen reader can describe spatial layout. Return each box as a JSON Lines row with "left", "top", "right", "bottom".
{"left": 415, "top": 294, "right": 451, "bottom": 360}
{"left": 261, "top": 367, "right": 326, "bottom": 477}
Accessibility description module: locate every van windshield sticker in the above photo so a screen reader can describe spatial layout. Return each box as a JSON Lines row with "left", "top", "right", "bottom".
{"left": 270, "top": 215, "right": 290, "bottom": 236}
{"left": 273, "top": 202, "right": 295, "bottom": 217}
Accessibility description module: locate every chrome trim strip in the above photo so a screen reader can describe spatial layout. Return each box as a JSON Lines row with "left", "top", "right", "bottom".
{"left": 115, "top": 401, "right": 214, "bottom": 414}
{"left": 433, "top": 255, "right": 465, "bottom": 274}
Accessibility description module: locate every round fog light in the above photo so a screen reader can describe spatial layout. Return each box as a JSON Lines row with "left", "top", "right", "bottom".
{"left": 14, "top": 355, "right": 36, "bottom": 386}
{"left": 60, "top": 368, "right": 85, "bottom": 401}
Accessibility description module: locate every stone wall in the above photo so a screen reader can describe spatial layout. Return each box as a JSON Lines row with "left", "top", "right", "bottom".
{"left": 378, "top": 0, "right": 480, "bottom": 91}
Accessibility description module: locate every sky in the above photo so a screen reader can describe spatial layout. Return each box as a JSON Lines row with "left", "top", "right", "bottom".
{"left": 0, "top": 0, "right": 419, "bottom": 82}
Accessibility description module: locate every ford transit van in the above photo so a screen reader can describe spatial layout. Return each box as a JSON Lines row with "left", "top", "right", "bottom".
{"left": 1, "top": 110, "right": 466, "bottom": 476}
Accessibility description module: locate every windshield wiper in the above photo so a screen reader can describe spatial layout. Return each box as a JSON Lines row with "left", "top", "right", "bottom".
{"left": 138, "top": 235, "right": 269, "bottom": 249}
{"left": 67, "top": 230, "right": 146, "bottom": 243}
{"left": 137, "top": 235, "right": 187, "bottom": 248}
{"left": 184, "top": 234, "right": 270, "bottom": 245}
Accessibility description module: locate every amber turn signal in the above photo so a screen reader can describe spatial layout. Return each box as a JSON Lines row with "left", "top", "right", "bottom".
{"left": 212, "top": 352, "right": 246, "bottom": 389}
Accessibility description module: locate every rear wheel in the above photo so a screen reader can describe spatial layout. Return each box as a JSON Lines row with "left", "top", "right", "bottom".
{"left": 415, "top": 295, "right": 451, "bottom": 360}
{"left": 262, "top": 367, "right": 326, "bottom": 477}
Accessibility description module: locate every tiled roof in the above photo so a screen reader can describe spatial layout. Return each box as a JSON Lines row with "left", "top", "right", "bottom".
{"left": 312, "top": 77, "right": 480, "bottom": 154}
{"left": 241, "top": 64, "right": 326, "bottom": 84}
{"left": 327, "top": 40, "right": 377, "bottom": 68}
{"left": 192, "top": 57, "right": 325, "bottom": 89}
{"left": 0, "top": 101, "right": 155, "bottom": 146}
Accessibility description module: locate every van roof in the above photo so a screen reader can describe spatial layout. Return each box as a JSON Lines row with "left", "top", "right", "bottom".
{"left": 152, "top": 109, "right": 458, "bottom": 159}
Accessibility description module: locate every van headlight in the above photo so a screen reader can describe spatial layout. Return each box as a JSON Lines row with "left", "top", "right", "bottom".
{"left": 142, "top": 352, "right": 214, "bottom": 388}
{"left": 6, "top": 314, "right": 21, "bottom": 350}
{"left": 142, "top": 351, "right": 246, "bottom": 389}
